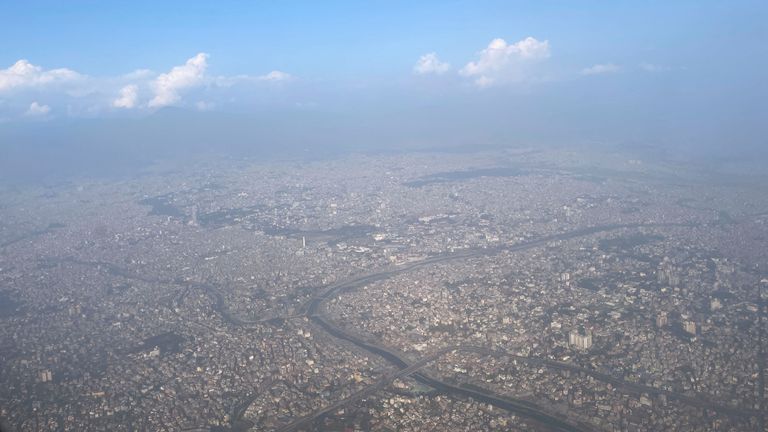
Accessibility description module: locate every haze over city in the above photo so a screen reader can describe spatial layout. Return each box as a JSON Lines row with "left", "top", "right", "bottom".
{"left": 1, "top": 1, "right": 767, "bottom": 431}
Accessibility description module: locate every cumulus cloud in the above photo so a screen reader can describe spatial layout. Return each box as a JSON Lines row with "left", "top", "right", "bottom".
{"left": 460, "top": 37, "right": 550, "bottom": 87}
{"left": 0, "top": 59, "right": 82, "bottom": 92}
{"left": 149, "top": 53, "right": 209, "bottom": 108}
{"left": 25, "top": 101, "right": 50, "bottom": 116}
{"left": 581, "top": 63, "right": 621, "bottom": 75}
{"left": 113, "top": 84, "right": 139, "bottom": 108}
{"left": 0, "top": 53, "right": 294, "bottom": 117}
{"left": 414, "top": 53, "right": 450, "bottom": 75}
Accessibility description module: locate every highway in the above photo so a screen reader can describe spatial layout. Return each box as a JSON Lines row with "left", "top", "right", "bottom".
{"left": 58, "top": 221, "right": 757, "bottom": 431}
{"left": 281, "top": 223, "right": 697, "bottom": 431}
{"left": 276, "top": 346, "right": 458, "bottom": 432}
{"left": 458, "top": 345, "right": 759, "bottom": 418}
{"left": 278, "top": 221, "right": 761, "bottom": 431}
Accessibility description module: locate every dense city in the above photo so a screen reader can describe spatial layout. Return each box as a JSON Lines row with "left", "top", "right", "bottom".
{"left": 1, "top": 148, "right": 767, "bottom": 431}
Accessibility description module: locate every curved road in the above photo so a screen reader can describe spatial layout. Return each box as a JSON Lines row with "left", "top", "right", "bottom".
{"left": 58, "top": 221, "right": 752, "bottom": 431}
{"left": 281, "top": 222, "right": 699, "bottom": 431}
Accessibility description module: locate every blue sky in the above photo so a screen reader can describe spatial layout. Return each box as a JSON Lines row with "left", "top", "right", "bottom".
{"left": 0, "top": 0, "right": 766, "bottom": 157}
{"left": 3, "top": 1, "right": 762, "bottom": 77}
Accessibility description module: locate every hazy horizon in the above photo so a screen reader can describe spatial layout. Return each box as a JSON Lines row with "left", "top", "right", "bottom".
{"left": 2, "top": 1, "right": 767, "bottom": 183}
{"left": 2, "top": 4, "right": 768, "bottom": 432}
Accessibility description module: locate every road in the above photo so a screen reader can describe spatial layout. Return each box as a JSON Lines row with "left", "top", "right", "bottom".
{"left": 55, "top": 221, "right": 757, "bottom": 431}
{"left": 303, "top": 222, "right": 697, "bottom": 317}
{"left": 282, "top": 223, "right": 698, "bottom": 431}
{"left": 279, "top": 221, "right": 760, "bottom": 431}
{"left": 276, "top": 346, "right": 458, "bottom": 432}
{"left": 459, "top": 345, "right": 759, "bottom": 417}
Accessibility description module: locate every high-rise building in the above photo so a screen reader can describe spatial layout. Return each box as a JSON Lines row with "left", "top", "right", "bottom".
{"left": 569, "top": 329, "right": 593, "bottom": 349}
{"left": 40, "top": 370, "right": 52, "bottom": 383}
{"left": 683, "top": 320, "right": 696, "bottom": 335}
{"left": 656, "top": 312, "right": 668, "bottom": 328}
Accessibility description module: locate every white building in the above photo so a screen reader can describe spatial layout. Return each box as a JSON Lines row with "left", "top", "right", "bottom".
{"left": 569, "top": 329, "right": 593, "bottom": 349}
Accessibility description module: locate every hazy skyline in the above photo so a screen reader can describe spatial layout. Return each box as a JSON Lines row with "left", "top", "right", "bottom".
{"left": 1, "top": 0, "right": 767, "bottom": 182}
{"left": 3, "top": 4, "right": 768, "bottom": 431}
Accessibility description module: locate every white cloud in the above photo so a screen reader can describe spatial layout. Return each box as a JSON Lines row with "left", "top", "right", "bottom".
{"left": 149, "top": 53, "right": 208, "bottom": 108}
{"left": 581, "top": 63, "right": 621, "bottom": 75}
{"left": 460, "top": 37, "right": 550, "bottom": 87}
{"left": 214, "top": 70, "right": 293, "bottom": 87}
{"left": 113, "top": 84, "right": 138, "bottom": 108}
{"left": 0, "top": 53, "right": 294, "bottom": 117}
{"left": 414, "top": 53, "right": 450, "bottom": 75}
{"left": 0, "top": 59, "right": 83, "bottom": 92}
{"left": 259, "top": 70, "right": 292, "bottom": 81}
{"left": 639, "top": 62, "right": 670, "bottom": 73}
{"left": 25, "top": 101, "right": 50, "bottom": 116}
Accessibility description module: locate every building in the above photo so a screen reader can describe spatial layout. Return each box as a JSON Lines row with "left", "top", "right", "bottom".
{"left": 710, "top": 298, "right": 723, "bottom": 311}
{"left": 40, "top": 370, "right": 52, "bottom": 383}
{"left": 569, "top": 329, "right": 593, "bottom": 350}
{"left": 683, "top": 320, "right": 696, "bottom": 335}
